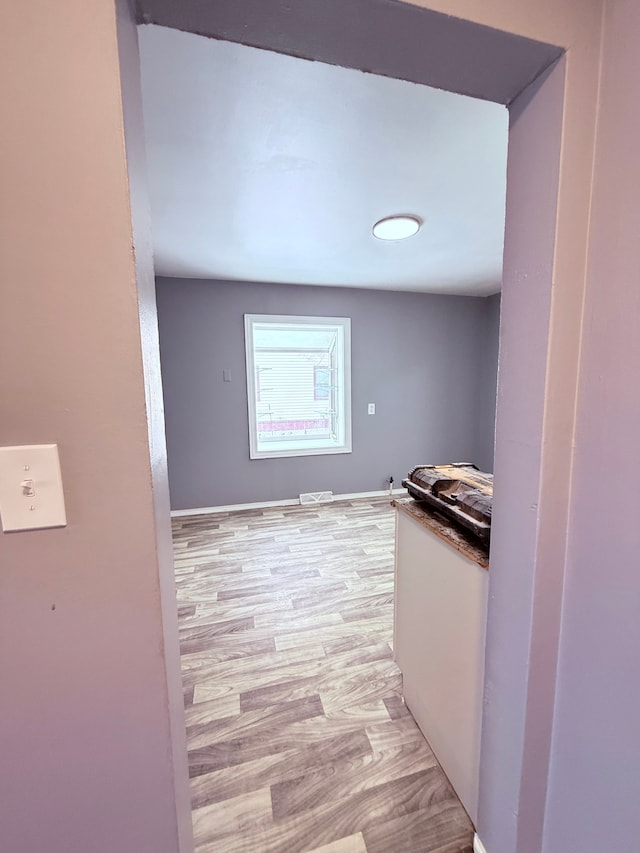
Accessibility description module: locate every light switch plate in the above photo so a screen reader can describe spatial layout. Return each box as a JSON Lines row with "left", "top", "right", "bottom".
{"left": 0, "top": 444, "right": 67, "bottom": 532}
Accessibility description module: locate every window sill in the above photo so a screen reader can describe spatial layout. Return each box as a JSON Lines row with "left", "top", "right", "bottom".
{"left": 249, "top": 443, "right": 352, "bottom": 460}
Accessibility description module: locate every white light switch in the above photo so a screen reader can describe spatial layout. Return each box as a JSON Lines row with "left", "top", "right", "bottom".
{"left": 0, "top": 444, "right": 67, "bottom": 532}
{"left": 368, "top": 403, "right": 376, "bottom": 415}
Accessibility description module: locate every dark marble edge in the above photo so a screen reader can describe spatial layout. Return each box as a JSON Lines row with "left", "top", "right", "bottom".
{"left": 392, "top": 499, "right": 489, "bottom": 570}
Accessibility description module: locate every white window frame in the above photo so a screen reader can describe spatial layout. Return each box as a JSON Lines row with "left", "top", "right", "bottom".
{"left": 244, "top": 314, "right": 352, "bottom": 460}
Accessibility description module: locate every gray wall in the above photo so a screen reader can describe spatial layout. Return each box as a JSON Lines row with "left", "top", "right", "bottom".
{"left": 475, "top": 294, "right": 501, "bottom": 472}
{"left": 156, "top": 277, "right": 499, "bottom": 510}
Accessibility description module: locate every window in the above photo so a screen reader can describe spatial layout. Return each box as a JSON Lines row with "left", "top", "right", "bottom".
{"left": 244, "top": 314, "right": 352, "bottom": 459}
{"left": 313, "top": 366, "right": 331, "bottom": 400}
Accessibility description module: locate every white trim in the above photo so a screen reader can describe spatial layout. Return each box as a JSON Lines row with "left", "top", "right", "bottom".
{"left": 244, "top": 313, "right": 352, "bottom": 460}
{"left": 473, "top": 834, "right": 488, "bottom": 853}
{"left": 171, "top": 498, "right": 299, "bottom": 517}
{"left": 170, "top": 488, "right": 407, "bottom": 518}
{"left": 334, "top": 488, "right": 406, "bottom": 501}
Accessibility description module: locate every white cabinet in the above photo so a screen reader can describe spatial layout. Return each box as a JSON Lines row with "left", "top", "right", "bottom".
{"left": 394, "top": 504, "right": 489, "bottom": 825}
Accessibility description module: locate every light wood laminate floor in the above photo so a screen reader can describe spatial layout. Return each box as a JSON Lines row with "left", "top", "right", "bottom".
{"left": 173, "top": 497, "right": 474, "bottom": 853}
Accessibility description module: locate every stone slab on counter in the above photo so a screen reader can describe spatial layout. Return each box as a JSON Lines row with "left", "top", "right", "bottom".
{"left": 393, "top": 498, "right": 489, "bottom": 569}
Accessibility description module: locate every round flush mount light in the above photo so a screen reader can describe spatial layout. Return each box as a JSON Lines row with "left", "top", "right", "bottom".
{"left": 372, "top": 214, "right": 422, "bottom": 241}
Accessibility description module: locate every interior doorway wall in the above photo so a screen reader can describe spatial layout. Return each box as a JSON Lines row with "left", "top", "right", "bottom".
{"left": 128, "top": 4, "right": 603, "bottom": 848}
{"left": 0, "top": 2, "right": 603, "bottom": 853}
{"left": 125, "top": 2, "right": 603, "bottom": 851}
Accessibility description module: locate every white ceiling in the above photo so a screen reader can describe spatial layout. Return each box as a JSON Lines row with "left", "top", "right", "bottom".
{"left": 138, "top": 25, "right": 508, "bottom": 296}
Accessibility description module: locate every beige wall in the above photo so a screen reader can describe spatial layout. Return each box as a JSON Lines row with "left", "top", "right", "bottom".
{"left": 0, "top": 1, "right": 191, "bottom": 852}
{"left": 408, "top": 0, "right": 601, "bottom": 44}
{"left": 542, "top": 0, "right": 640, "bottom": 848}
{"left": 1, "top": 1, "right": 615, "bottom": 852}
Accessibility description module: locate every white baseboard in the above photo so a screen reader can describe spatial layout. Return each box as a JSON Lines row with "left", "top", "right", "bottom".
{"left": 473, "top": 834, "right": 488, "bottom": 853}
{"left": 335, "top": 488, "right": 406, "bottom": 502}
{"left": 170, "top": 488, "right": 407, "bottom": 518}
{"left": 171, "top": 498, "right": 299, "bottom": 517}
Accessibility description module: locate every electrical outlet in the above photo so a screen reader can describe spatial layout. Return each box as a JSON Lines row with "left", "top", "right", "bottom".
{"left": 368, "top": 403, "right": 376, "bottom": 415}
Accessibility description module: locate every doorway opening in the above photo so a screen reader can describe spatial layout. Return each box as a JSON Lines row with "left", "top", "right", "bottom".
{"left": 138, "top": 24, "right": 509, "bottom": 848}
{"left": 123, "top": 2, "right": 573, "bottom": 852}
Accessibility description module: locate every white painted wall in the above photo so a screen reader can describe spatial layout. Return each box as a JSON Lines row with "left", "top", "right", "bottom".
{"left": 137, "top": 25, "right": 508, "bottom": 294}
{"left": 395, "top": 509, "right": 489, "bottom": 825}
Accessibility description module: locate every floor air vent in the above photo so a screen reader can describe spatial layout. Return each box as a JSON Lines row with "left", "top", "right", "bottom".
{"left": 299, "top": 491, "right": 334, "bottom": 505}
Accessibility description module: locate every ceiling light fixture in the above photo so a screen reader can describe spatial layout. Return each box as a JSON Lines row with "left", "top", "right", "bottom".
{"left": 372, "top": 215, "right": 422, "bottom": 241}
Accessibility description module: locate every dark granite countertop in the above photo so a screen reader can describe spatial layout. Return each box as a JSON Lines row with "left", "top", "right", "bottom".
{"left": 393, "top": 498, "right": 489, "bottom": 569}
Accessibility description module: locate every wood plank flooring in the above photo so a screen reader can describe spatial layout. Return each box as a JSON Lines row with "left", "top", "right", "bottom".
{"left": 172, "top": 497, "right": 474, "bottom": 853}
